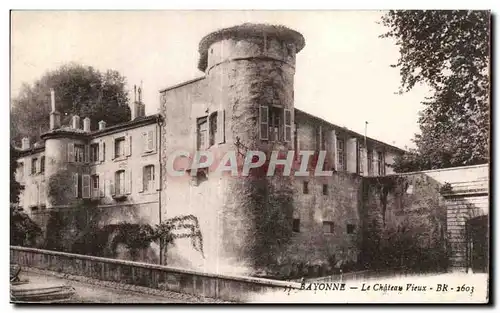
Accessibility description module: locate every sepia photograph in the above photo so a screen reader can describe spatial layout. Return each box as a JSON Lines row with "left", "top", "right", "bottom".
{"left": 9, "top": 10, "right": 490, "bottom": 304}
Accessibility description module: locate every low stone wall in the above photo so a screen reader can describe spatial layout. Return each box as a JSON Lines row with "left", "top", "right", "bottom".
{"left": 10, "top": 246, "right": 299, "bottom": 302}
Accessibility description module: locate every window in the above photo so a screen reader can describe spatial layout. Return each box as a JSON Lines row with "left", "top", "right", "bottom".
{"left": 31, "top": 158, "right": 37, "bottom": 175}
{"left": 323, "top": 221, "right": 334, "bottom": 234}
{"left": 115, "top": 170, "right": 125, "bottom": 195}
{"left": 40, "top": 156, "right": 45, "bottom": 173}
{"left": 337, "top": 138, "right": 346, "bottom": 171}
{"left": 367, "top": 149, "right": 373, "bottom": 175}
{"left": 292, "top": 219, "right": 300, "bottom": 233}
{"left": 143, "top": 165, "right": 155, "bottom": 192}
{"left": 82, "top": 174, "right": 91, "bottom": 199}
{"left": 347, "top": 224, "right": 356, "bottom": 234}
{"left": 197, "top": 117, "right": 208, "bottom": 150}
{"left": 377, "top": 151, "right": 385, "bottom": 176}
{"left": 259, "top": 105, "right": 269, "bottom": 140}
{"left": 91, "top": 175, "right": 99, "bottom": 198}
{"left": 144, "top": 130, "right": 155, "bottom": 152}
{"left": 284, "top": 109, "right": 292, "bottom": 142}
{"left": 303, "top": 181, "right": 309, "bottom": 194}
{"left": 103, "top": 142, "right": 106, "bottom": 161}
{"left": 322, "top": 184, "right": 328, "bottom": 195}
{"left": 269, "top": 106, "right": 282, "bottom": 141}
{"left": 90, "top": 144, "right": 99, "bottom": 162}
{"left": 209, "top": 112, "right": 217, "bottom": 146}
{"left": 114, "top": 138, "right": 125, "bottom": 158}
{"left": 74, "top": 144, "right": 85, "bottom": 163}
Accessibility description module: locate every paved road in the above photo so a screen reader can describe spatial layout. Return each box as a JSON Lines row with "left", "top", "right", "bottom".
{"left": 13, "top": 271, "right": 226, "bottom": 304}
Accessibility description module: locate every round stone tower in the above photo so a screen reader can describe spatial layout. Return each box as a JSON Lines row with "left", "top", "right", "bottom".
{"left": 198, "top": 23, "right": 305, "bottom": 276}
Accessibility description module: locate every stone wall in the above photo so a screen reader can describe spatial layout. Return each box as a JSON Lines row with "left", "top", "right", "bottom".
{"left": 11, "top": 246, "right": 300, "bottom": 303}
{"left": 361, "top": 174, "right": 449, "bottom": 271}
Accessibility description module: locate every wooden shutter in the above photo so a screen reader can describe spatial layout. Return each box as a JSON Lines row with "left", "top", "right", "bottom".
{"left": 155, "top": 165, "right": 160, "bottom": 191}
{"left": 84, "top": 145, "right": 90, "bottom": 163}
{"left": 147, "top": 130, "right": 154, "bottom": 151}
{"left": 110, "top": 175, "right": 115, "bottom": 196}
{"left": 259, "top": 105, "right": 269, "bottom": 140}
{"left": 99, "top": 175, "right": 105, "bottom": 198}
{"left": 284, "top": 109, "right": 292, "bottom": 143}
{"left": 99, "top": 141, "right": 105, "bottom": 162}
{"left": 128, "top": 135, "right": 133, "bottom": 156}
{"left": 82, "top": 174, "right": 91, "bottom": 199}
{"left": 68, "top": 143, "right": 75, "bottom": 163}
{"left": 73, "top": 173, "right": 79, "bottom": 198}
{"left": 217, "top": 110, "right": 225, "bottom": 144}
{"left": 124, "top": 135, "right": 131, "bottom": 157}
{"left": 138, "top": 166, "right": 144, "bottom": 193}
{"left": 125, "top": 170, "right": 132, "bottom": 194}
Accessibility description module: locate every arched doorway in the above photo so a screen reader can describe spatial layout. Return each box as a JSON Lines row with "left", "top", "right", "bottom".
{"left": 466, "top": 215, "right": 488, "bottom": 273}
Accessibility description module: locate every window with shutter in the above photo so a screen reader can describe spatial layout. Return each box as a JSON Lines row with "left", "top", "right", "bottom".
{"left": 31, "top": 158, "right": 38, "bottom": 175}
{"left": 114, "top": 137, "right": 125, "bottom": 158}
{"left": 91, "top": 144, "right": 99, "bottom": 163}
{"left": 74, "top": 144, "right": 85, "bottom": 163}
{"left": 284, "top": 109, "right": 292, "bottom": 142}
{"left": 259, "top": 105, "right": 269, "bottom": 140}
{"left": 82, "top": 174, "right": 91, "bottom": 199}
{"left": 142, "top": 165, "right": 156, "bottom": 192}
{"left": 197, "top": 117, "right": 208, "bottom": 150}
{"left": 115, "top": 170, "right": 125, "bottom": 195}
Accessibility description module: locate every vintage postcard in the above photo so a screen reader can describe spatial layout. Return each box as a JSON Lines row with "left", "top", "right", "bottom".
{"left": 9, "top": 10, "right": 490, "bottom": 304}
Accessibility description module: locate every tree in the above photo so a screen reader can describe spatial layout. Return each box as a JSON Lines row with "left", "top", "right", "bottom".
{"left": 11, "top": 63, "right": 131, "bottom": 145}
{"left": 10, "top": 145, "right": 23, "bottom": 204}
{"left": 381, "top": 10, "right": 490, "bottom": 171}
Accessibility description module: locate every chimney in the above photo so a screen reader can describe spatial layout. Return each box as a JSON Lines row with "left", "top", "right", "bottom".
{"left": 83, "top": 117, "right": 91, "bottom": 132}
{"left": 72, "top": 115, "right": 80, "bottom": 129}
{"left": 131, "top": 101, "right": 140, "bottom": 120}
{"left": 49, "top": 88, "right": 61, "bottom": 130}
{"left": 50, "top": 89, "right": 56, "bottom": 112}
{"left": 98, "top": 120, "right": 106, "bottom": 130}
{"left": 21, "top": 137, "right": 30, "bottom": 150}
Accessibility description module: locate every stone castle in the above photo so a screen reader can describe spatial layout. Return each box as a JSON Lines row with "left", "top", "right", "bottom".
{"left": 15, "top": 24, "right": 487, "bottom": 277}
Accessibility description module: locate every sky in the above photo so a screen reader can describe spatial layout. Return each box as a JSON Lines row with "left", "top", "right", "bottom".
{"left": 10, "top": 10, "right": 433, "bottom": 149}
